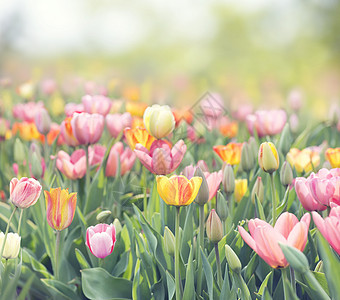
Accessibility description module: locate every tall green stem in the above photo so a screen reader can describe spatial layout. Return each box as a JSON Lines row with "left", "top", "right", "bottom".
{"left": 197, "top": 205, "right": 205, "bottom": 295}
{"left": 55, "top": 230, "right": 61, "bottom": 280}
{"left": 281, "top": 267, "right": 289, "bottom": 300}
{"left": 85, "top": 145, "right": 90, "bottom": 192}
{"left": 44, "top": 135, "right": 49, "bottom": 167}
{"left": 175, "top": 206, "right": 181, "bottom": 300}
{"left": 142, "top": 167, "right": 147, "bottom": 219}
{"left": 270, "top": 173, "right": 277, "bottom": 225}
{"left": 17, "top": 209, "right": 24, "bottom": 235}
{"left": 0, "top": 207, "right": 17, "bottom": 260}
{"left": 214, "top": 243, "right": 223, "bottom": 289}
{"left": 290, "top": 266, "right": 296, "bottom": 294}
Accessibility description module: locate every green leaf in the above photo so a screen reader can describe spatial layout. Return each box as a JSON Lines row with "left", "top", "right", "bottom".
{"left": 201, "top": 248, "right": 214, "bottom": 300}
{"left": 41, "top": 279, "right": 79, "bottom": 300}
{"left": 166, "top": 271, "right": 175, "bottom": 300}
{"left": 312, "top": 271, "right": 329, "bottom": 296}
{"left": 183, "top": 246, "right": 195, "bottom": 300}
{"left": 257, "top": 271, "right": 272, "bottom": 296}
{"left": 112, "top": 250, "right": 130, "bottom": 277}
{"left": 17, "top": 275, "right": 34, "bottom": 300}
{"left": 22, "top": 249, "right": 53, "bottom": 279}
{"left": 75, "top": 248, "right": 90, "bottom": 270}
{"left": 81, "top": 267, "right": 132, "bottom": 299}
{"left": 254, "top": 194, "right": 266, "bottom": 220}
{"left": 261, "top": 287, "right": 272, "bottom": 300}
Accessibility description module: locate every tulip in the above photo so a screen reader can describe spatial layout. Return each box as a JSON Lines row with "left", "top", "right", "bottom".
{"left": 86, "top": 223, "right": 116, "bottom": 258}
{"left": 40, "top": 78, "right": 57, "bottom": 95}
{"left": 17, "top": 81, "right": 34, "bottom": 99}
{"left": 238, "top": 212, "right": 310, "bottom": 268}
{"left": 12, "top": 122, "right": 41, "bottom": 141}
{"left": 280, "top": 161, "right": 293, "bottom": 187}
{"left": 44, "top": 123, "right": 63, "bottom": 146}
{"left": 156, "top": 175, "right": 202, "bottom": 207}
{"left": 294, "top": 177, "right": 326, "bottom": 211}
{"left": 251, "top": 177, "right": 264, "bottom": 204}
{"left": 219, "top": 117, "right": 238, "bottom": 139}
{"left": 240, "top": 142, "right": 255, "bottom": 172}
{"left": 164, "top": 226, "right": 175, "bottom": 256}
{"left": 124, "top": 127, "right": 156, "bottom": 150}
{"left": 213, "top": 142, "right": 243, "bottom": 165}
{"left": 225, "top": 245, "right": 242, "bottom": 273}
{"left": 31, "top": 152, "right": 45, "bottom": 179}
{"left": 143, "top": 104, "right": 175, "bottom": 139}
{"left": 71, "top": 113, "right": 105, "bottom": 145}
{"left": 222, "top": 164, "right": 235, "bottom": 194}
{"left": 126, "top": 102, "right": 148, "bottom": 117}
{"left": 287, "top": 89, "right": 303, "bottom": 111}
{"left": 216, "top": 191, "right": 228, "bottom": 222}
{"left": 134, "top": 140, "right": 186, "bottom": 175}
{"left": 60, "top": 117, "right": 79, "bottom": 147}
{"left": 106, "top": 113, "right": 132, "bottom": 138}
{"left": 204, "top": 170, "right": 223, "bottom": 201}
{"left": 64, "top": 102, "right": 85, "bottom": 117}
{"left": 206, "top": 209, "right": 223, "bottom": 244}
{"left": 307, "top": 168, "right": 340, "bottom": 206}
{"left": 0, "top": 232, "right": 21, "bottom": 259}
{"left": 35, "top": 108, "right": 51, "bottom": 135}
{"left": 234, "top": 179, "right": 248, "bottom": 203}
{"left": 56, "top": 150, "right": 86, "bottom": 180}
{"left": 232, "top": 103, "right": 253, "bottom": 121}
{"left": 44, "top": 188, "right": 77, "bottom": 231}
{"left": 193, "top": 167, "right": 210, "bottom": 206}
{"left": 82, "top": 94, "right": 112, "bottom": 116}
{"left": 96, "top": 210, "right": 112, "bottom": 223}
{"left": 12, "top": 101, "right": 44, "bottom": 122}
{"left": 287, "top": 148, "right": 320, "bottom": 173}
{"left": 89, "top": 144, "right": 106, "bottom": 167}
{"left": 105, "top": 142, "right": 136, "bottom": 177}
{"left": 325, "top": 148, "right": 340, "bottom": 168}
{"left": 312, "top": 206, "right": 340, "bottom": 255}
{"left": 172, "top": 107, "right": 193, "bottom": 126}
{"left": 246, "top": 109, "right": 287, "bottom": 138}
{"left": 258, "top": 142, "right": 279, "bottom": 174}
{"left": 10, "top": 177, "right": 42, "bottom": 209}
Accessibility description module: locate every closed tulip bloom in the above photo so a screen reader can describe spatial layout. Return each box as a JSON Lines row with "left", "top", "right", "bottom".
{"left": 156, "top": 175, "right": 202, "bottom": 206}
{"left": 193, "top": 167, "right": 210, "bottom": 206}
{"left": 71, "top": 113, "right": 105, "bottom": 145}
{"left": 280, "top": 161, "right": 293, "bottom": 187}
{"left": 238, "top": 212, "right": 310, "bottom": 268}
{"left": 86, "top": 223, "right": 116, "bottom": 258}
{"left": 240, "top": 142, "right": 255, "bottom": 172}
{"left": 106, "top": 113, "right": 132, "bottom": 138}
{"left": 312, "top": 206, "right": 340, "bottom": 255}
{"left": 105, "top": 142, "right": 136, "bottom": 177}
{"left": 325, "top": 148, "right": 340, "bottom": 168}
{"left": 251, "top": 177, "right": 264, "bottom": 204}
{"left": 206, "top": 209, "right": 223, "bottom": 244}
{"left": 64, "top": 103, "right": 85, "bottom": 117}
{"left": 124, "top": 127, "right": 156, "bottom": 150}
{"left": 222, "top": 164, "right": 235, "bottom": 193}
{"left": 44, "top": 188, "right": 77, "bottom": 231}
{"left": 307, "top": 168, "right": 340, "bottom": 206}
{"left": 134, "top": 140, "right": 186, "bottom": 175}
{"left": 35, "top": 108, "right": 51, "bottom": 135}
{"left": 295, "top": 177, "right": 326, "bottom": 211}
{"left": 12, "top": 101, "right": 44, "bottom": 122}
{"left": 213, "top": 142, "right": 243, "bottom": 165}
{"left": 82, "top": 94, "right": 112, "bottom": 116}
{"left": 143, "top": 105, "right": 175, "bottom": 139}
{"left": 258, "top": 142, "right": 279, "bottom": 174}
{"left": 164, "top": 226, "right": 175, "bottom": 256}
{"left": 0, "top": 232, "right": 21, "bottom": 259}
{"left": 60, "top": 117, "right": 79, "bottom": 147}
{"left": 234, "top": 179, "right": 248, "bottom": 203}
{"left": 10, "top": 177, "right": 42, "bottom": 208}
{"left": 287, "top": 148, "right": 320, "bottom": 173}
{"left": 56, "top": 150, "right": 86, "bottom": 180}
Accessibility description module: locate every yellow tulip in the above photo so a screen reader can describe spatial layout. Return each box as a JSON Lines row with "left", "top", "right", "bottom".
{"left": 156, "top": 175, "right": 202, "bottom": 206}
{"left": 234, "top": 179, "right": 248, "bottom": 203}
{"left": 124, "top": 126, "right": 156, "bottom": 150}
{"left": 258, "top": 142, "right": 279, "bottom": 174}
{"left": 287, "top": 148, "right": 320, "bottom": 173}
{"left": 325, "top": 148, "right": 340, "bottom": 168}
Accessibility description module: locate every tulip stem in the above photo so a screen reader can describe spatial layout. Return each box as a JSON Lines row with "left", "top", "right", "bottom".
{"left": 17, "top": 209, "right": 24, "bottom": 235}
{"left": 197, "top": 205, "right": 205, "bottom": 295}
{"left": 44, "top": 134, "right": 48, "bottom": 168}
{"left": 214, "top": 243, "right": 223, "bottom": 289}
{"left": 85, "top": 145, "right": 90, "bottom": 195}
{"left": 0, "top": 206, "right": 17, "bottom": 261}
{"left": 175, "top": 206, "right": 181, "bottom": 300}
{"left": 142, "top": 167, "right": 147, "bottom": 219}
{"left": 281, "top": 267, "right": 290, "bottom": 300}
{"left": 55, "top": 230, "right": 61, "bottom": 280}
{"left": 270, "top": 173, "right": 277, "bottom": 226}
{"left": 290, "top": 266, "right": 296, "bottom": 294}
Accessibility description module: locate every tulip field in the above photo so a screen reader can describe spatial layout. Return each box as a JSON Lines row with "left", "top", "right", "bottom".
{"left": 0, "top": 83, "right": 340, "bottom": 300}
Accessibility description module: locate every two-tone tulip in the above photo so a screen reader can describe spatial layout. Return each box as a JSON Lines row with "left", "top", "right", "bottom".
{"left": 60, "top": 117, "right": 79, "bottom": 147}
{"left": 258, "top": 142, "right": 279, "bottom": 174}
{"left": 86, "top": 223, "right": 116, "bottom": 258}
{"left": 10, "top": 177, "right": 42, "bottom": 209}
{"left": 124, "top": 127, "right": 156, "bottom": 150}
{"left": 213, "top": 142, "right": 243, "bottom": 165}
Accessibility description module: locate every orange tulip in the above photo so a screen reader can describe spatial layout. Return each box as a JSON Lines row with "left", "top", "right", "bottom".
{"left": 156, "top": 175, "right": 202, "bottom": 206}
{"left": 287, "top": 148, "right": 320, "bottom": 173}
{"left": 124, "top": 127, "right": 156, "bottom": 150}
{"left": 219, "top": 118, "right": 238, "bottom": 138}
{"left": 126, "top": 102, "right": 148, "bottom": 117}
{"left": 172, "top": 107, "right": 193, "bottom": 126}
{"left": 44, "top": 188, "right": 77, "bottom": 231}
{"left": 325, "top": 148, "right": 340, "bottom": 168}
{"left": 12, "top": 122, "right": 42, "bottom": 141}
{"left": 213, "top": 142, "right": 243, "bottom": 165}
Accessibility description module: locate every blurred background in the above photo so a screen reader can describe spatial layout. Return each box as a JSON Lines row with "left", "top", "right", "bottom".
{"left": 0, "top": 0, "right": 340, "bottom": 117}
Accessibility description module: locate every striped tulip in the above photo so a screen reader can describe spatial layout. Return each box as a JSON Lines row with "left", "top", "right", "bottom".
{"left": 10, "top": 177, "right": 42, "bottom": 209}
{"left": 124, "top": 127, "right": 156, "bottom": 150}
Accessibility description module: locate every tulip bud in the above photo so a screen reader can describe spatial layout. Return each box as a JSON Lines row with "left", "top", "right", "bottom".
{"left": 31, "top": 152, "right": 43, "bottom": 179}
{"left": 234, "top": 179, "right": 248, "bottom": 203}
{"left": 225, "top": 244, "right": 242, "bottom": 273}
{"left": 222, "top": 164, "right": 235, "bottom": 194}
{"left": 143, "top": 104, "right": 175, "bottom": 139}
{"left": 14, "top": 138, "right": 26, "bottom": 164}
{"left": 194, "top": 167, "right": 209, "bottom": 206}
{"left": 258, "top": 142, "right": 279, "bottom": 174}
{"left": 35, "top": 108, "right": 51, "bottom": 135}
{"left": 164, "top": 226, "right": 175, "bottom": 256}
{"left": 96, "top": 210, "right": 112, "bottom": 222}
{"left": 240, "top": 142, "right": 255, "bottom": 172}
{"left": 249, "top": 137, "right": 258, "bottom": 159}
{"left": 278, "top": 124, "right": 292, "bottom": 156}
{"left": 216, "top": 191, "right": 228, "bottom": 221}
{"left": 280, "top": 161, "right": 293, "bottom": 187}
{"left": 113, "top": 218, "right": 122, "bottom": 234}
{"left": 0, "top": 232, "right": 21, "bottom": 259}
{"left": 206, "top": 209, "right": 223, "bottom": 244}
{"left": 251, "top": 177, "right": 264, "bottom": 204}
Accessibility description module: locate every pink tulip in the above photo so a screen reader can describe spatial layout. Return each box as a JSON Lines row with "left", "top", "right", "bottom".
{"left": 40, "top": 79, "right": 57, "bottom": 95}
{"left": 35, "top": 108, "right": 51, "bottom": 135}
{"left": 64, "top": 103, "right": 85, "bottom": 117}
{"left": 307, "top": 168, "right": 340, "bottom": 206}
{"left": 82, "top": 95, "right": 112, "bottom": 116}
{"left": 105, "top": 142, "right": 136, "bottom": 177}
{"left": 295, "top": 178, "right": 327, "bottom": 211}
{"left": 84, "top": 81, "right": 107, "bottom": 96}
{"left": 238, "top": 212, "right": 310, "bottom": 268}
{"left": 10, "top": 177, "right": 42, "bottom": 208}
{"left": 134, "top": 140, "right": 186, "bottom": 175}
{"left": 246, "top": 109, "right": 287, "bottom": 138}
{"left": 12, "top": 163, "right": 19, "bottom": 176}
{"left": 232, "top": 104, "right": 253, "bottom": 121}
{"left": 106, "top": 113, "right": 132, "bottom": 138}
{"left": 204, "top": 171, "right": 223, "bottom": 201}
{"left": 12, "top": 101, "right": 44, "bottom": 122}
{"left": 86, "top": 223, "right": 116, "bottom": 258}
{"left": 312, "top": 206, "right": 340, "bottom": 255}
{"left": 71, "top": 113, "right": 105, "bottom": 145}
{"left": 56, "top": 150, "right": 86, "bottom": 180}
{"left": 89, "top": 145, "right": 106, "bottom": 167}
